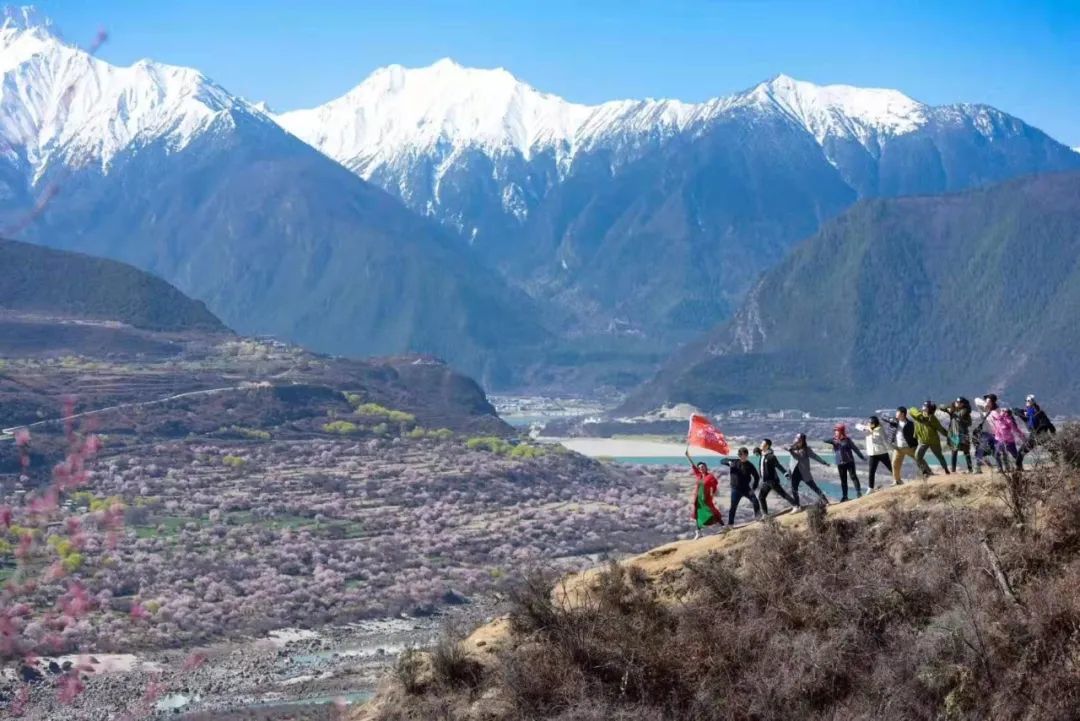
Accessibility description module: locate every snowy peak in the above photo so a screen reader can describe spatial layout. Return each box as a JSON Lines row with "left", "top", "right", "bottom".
{"left": 278, "top": 57, "right": 592, "bottom": 167}
{"left": 0, "top": 6, "right": 267, "bottom": 179}
{"left": 739, "top": 73, "right": 927, "bottom": 145}
{"left": 277, "top": 62, "right": 945, "bottom": 178}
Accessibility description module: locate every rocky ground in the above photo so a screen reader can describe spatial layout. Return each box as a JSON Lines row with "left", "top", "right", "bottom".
{"left": 6, "top": 602, "right": 503, "bottom": 720}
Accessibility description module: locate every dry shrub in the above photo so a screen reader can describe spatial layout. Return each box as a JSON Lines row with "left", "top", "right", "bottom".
{"left": 393, "top": 648, "right": 430, "bottom": 695}
{"left": 378, "top": 466, "right": 1080, "bottom": 721}
{"left": 1046, "top": 421, "right": 1080, "bottom": 470}
{"left": 996, "top": 468, "right": 1034, "bottom": 527}
{"left": 431, "top": 632, "right": 485, "bottom": 691}
{"left": 507, "top": 570, "right": 561, "bottom": 636}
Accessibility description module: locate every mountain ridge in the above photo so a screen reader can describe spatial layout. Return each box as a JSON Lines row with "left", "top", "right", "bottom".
{"left": 0, "top": 8, "right": 549, "bottom": 384}
{"left": 276, "top": 60, "right": 1070, "bottom": 195}
{"left": 275, "top": 58, "right": 1080, "bottom": 359}
{"left": 621, "top": 170, "right": 1080, "bottom": 414}
{"left": 2, "top": 8, "right": 1077, "bottom": 391}
{"left": 0, "top": 7, "right": 274, "bottom": 181}
{"left": 277, "top": 62, "right": 938, "bottom": 168}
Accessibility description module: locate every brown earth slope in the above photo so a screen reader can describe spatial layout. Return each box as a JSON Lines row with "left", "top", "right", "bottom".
{"left": 357, "top": 435, "right": 1080, "bottom": 721}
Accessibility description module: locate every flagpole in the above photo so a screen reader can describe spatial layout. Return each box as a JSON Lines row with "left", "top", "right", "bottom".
{"left": 686, "top": 415, "right": 693, "bottom": 458}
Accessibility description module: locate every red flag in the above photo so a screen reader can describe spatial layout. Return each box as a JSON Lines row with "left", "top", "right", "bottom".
{"left": 687, "top": 414, "right": 730, "bottom": 455}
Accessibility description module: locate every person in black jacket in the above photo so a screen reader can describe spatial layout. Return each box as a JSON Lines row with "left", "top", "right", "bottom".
{"left": 721, "top": 447, "right": 762, "bottom": 525}
{"left": 885, "top": 406, "right": 917, "bottom": 484}
{"left": 753, "top": 439, "right": 798, "bottom": 515}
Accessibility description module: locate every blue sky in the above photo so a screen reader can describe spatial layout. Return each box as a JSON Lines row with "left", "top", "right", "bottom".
{"left": 37, "top": 0, "right": 1080, "bottom": 146}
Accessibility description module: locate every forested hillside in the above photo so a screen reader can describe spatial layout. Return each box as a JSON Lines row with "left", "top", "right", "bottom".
{"left": 0, "top": 237, "right": 225, "bottom": 331}
{"left": 625, "top": 171, "right": 1080, "bottom": 413}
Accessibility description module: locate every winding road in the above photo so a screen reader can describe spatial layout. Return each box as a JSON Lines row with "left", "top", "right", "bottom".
{"left": 1, "top": 385, "right": 246, "bottom": 437}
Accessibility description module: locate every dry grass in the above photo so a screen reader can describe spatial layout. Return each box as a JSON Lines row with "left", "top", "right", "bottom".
{"left": 365, "top": 425, "right": 1080, "bottom": 721}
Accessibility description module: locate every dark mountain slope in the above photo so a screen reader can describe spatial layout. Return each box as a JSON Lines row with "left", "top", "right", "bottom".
{"left": 623, "top": 171, "right": 1080, "bottom": 413}
{"left": 0, "top": 236, "right": 224, "bottom": 331}
{"left": 17, "top": 113, "right": 548, "bottom": 385}
{"left": 522, "top": 112, "right": 859, "bottom": 339}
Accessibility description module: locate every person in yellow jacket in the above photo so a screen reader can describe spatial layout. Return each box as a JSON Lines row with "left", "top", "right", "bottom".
{"left": 909, "top": 400, "right": 951, "bottom": 478}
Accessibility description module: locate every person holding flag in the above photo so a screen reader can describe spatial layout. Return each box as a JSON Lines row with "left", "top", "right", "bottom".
{"left": 685, "top": 414, "right": 730, "bottom": 539}
{"left": 685, "top": 450, "right": 724, "bottom": 539}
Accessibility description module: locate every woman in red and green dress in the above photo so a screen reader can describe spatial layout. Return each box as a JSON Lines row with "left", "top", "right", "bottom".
{"left": 686, "top": 450, "right": 724, "bottom": 539}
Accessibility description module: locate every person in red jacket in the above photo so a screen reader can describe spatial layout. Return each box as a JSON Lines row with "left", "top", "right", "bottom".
{"left": 686, "top": 449, "right": 725, "bottom": 539}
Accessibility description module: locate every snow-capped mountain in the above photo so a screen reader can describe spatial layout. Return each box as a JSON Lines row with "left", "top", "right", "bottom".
{"left": 0, "top": 5, "right": 271, "bottom": 181}
{"left": 0, "top": 7, "right": 548, "bottom": 383}
{"left": 277, "top": 62, "right": 1036, "bottom": 197}
{"left": 277, "top": 58, "right": 1080, "bottom": 348}
{"left": 278, "top": 63, "right": 936, "bottom": 174}
{"left": 2, "top": 6, "right": 1078, "bottom": 391}
{"left": 278, "top": 60, "right": 1078, "bottom": 246}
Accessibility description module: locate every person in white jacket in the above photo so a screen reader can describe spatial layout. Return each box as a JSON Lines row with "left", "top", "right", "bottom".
{"left": 856, "top": 415, "right": 894, "bottom": 490}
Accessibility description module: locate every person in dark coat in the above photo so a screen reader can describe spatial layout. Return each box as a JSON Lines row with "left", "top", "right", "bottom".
{"left": 754, "top": 438, "right": 798, "bottom": 515}
{"left": 886, "top": 406, "right": 918, "bottom": 484}
{"left": 721, "top": 447, "right": 762, "bottom": 525}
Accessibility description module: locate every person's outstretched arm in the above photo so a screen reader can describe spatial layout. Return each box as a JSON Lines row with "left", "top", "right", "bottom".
{"left": 749, "top": 463, "right": 761, "bottom": 489}
{"left": 686, "top": 449, "right": 701, "bottom": 477}
{"left": 850, "top": 439, "right": 866, "bottom": 461}
{"left": 809, "top": 448, "right": 830, "bottom": 466}
{"left": 934, "top": 417, "right": 950, "bottom": 439}
{"left": 777, "top": 457, "right": 790, "bottom": 477}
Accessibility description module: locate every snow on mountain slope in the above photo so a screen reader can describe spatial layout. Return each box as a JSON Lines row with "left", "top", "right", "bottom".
{"left": 0, "top": 5, "right": 268, "bottom": 180}
{"left": 736, "top": 73, "right": 926, "bottom": 147}
{"left": 276, "top": 62, "right": 933, "bottom": 179}
{"left": 278, "top": 58, "right": 591, "bottom": 171}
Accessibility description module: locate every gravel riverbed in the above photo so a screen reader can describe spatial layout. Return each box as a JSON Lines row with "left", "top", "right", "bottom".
{"left": 4, "top": 602, "right": 499, "bottom": 720}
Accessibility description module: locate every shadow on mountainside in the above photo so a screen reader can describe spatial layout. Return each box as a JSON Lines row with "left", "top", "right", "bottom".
{"left": 362, "top": 426, "right": 1080, "bottom": 721}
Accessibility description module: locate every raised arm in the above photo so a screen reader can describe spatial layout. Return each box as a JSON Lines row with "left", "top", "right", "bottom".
{"left": 686, "top": 449, "right": 701, "bottom": 476}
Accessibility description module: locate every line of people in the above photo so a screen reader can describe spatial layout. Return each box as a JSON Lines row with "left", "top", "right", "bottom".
{"left": 687, "top": 394, "right": 1056, "bottom": 539}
